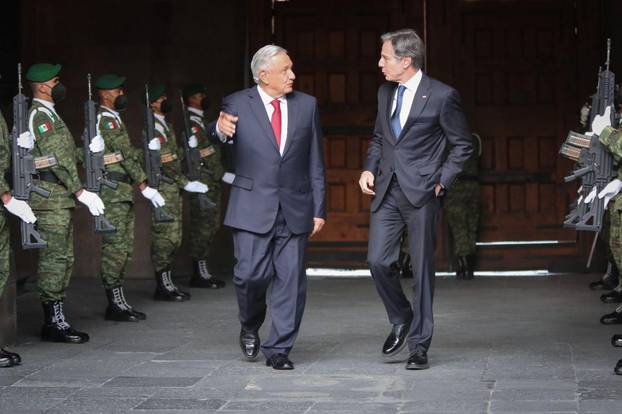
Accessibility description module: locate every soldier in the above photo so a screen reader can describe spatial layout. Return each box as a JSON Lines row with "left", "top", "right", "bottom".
{"left": 27, "top": 63, "right": 106, "bottom": 343}
{"left": 182, "top": 83, "right": 226, "bottom": 289}
{"left": 0, "top": 109, "right": 38, "bottom": 367}
{"left": 444, "top": 133, "right": 481, "bottom": 280}
{"left": 94, "top": 74, "right": 166, "bottom": 321}
{"left": 146, "top": 84, "right": 208, "bottom": 301}
{"left": 585, "top": 107, "right": 622, "bottom": 375}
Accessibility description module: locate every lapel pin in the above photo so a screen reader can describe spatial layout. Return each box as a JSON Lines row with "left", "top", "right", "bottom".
{"left": 422, "top": 96, "right": 427, "bottom": 99}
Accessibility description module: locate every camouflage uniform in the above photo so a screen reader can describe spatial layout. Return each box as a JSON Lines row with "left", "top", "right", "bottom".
{"left": 0, "top": 111, "right": 10, "bottom": 294}
{"left": 444, "top": 144, "right": 480, "bottom": 257}
{"left": 28, "top": 99, "right": 81, "bottom": 303}
{"left": 151, "top": 114, "right": 188, "bottom": 272}
{"left": 97, "top": 106, "right": 147, "bottom": 289}
{"left": 187, "top": 107, "right": 224, "bottom": 261}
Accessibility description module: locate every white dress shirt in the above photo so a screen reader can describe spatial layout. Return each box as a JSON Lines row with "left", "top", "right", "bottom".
{"left": 256, "top": 85, "right": 288, "bottom": 155}
{"left": 390, "top": 69, "right": 423, "bottom": 128}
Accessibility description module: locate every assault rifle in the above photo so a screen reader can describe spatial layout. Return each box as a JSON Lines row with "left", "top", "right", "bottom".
{"left": 82, "top": 74, "right": 117, "bottom": 234}
{"left": 142, "top": 85, "right": 173, "bottom": 223}
{"left": 179, "top": 92, "right": 215, "bottom": 211}
{"left": 10, "top": 63, "right": 49, "bottom": 249}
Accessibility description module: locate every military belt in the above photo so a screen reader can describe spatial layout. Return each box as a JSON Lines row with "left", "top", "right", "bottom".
{"left": 38, "top": 170, "right": 60, "bottom": 184}
{"left": 106, "top": 171, "right": 131, "bottom": 184}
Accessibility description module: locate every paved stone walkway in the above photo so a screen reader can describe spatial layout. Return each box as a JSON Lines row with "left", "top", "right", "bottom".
{"left": 1, "top": 274, "right": 622, "bottom": 413}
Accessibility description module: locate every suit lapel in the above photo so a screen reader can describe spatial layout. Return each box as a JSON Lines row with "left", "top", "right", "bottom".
{"left": 398, "top": 74, "right": 431, "bottom": 141}
{"left": 247, "top": 87, "right": 280, "bottom": 153}
{"left": 281, "top": 92, "right": 297, "bottom": 158}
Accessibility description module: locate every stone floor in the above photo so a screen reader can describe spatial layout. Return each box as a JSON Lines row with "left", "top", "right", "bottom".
{"left": 1, "top": 273, "right": 622, "bottom": 413}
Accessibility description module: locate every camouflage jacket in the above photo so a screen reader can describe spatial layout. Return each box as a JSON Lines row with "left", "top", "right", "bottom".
{"left": 0, "top": 111, "right": 9, "bottom": 198}
{"left": 153, "top": 115, "right": 188, "bottom": 190}
{"left": 29, "top": 99, "right": 80, "bottom": 209}
{"left": 187, "top": 107, "right": 224, "bottom": 183}
{"left": 97, "top": 106, "right": 147, "bottom": 203}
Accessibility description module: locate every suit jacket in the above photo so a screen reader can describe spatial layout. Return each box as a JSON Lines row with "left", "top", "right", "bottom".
{"left": 363, "top": 74, "right": 473, "bottom": 212}
{"left": 209, "top": 87, "right": 326, "bottom": 235}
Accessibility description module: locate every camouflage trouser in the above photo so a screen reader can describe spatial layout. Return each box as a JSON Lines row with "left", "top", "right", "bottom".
{"left": 189, "top": 183, "right": 221, "bottom": 260}
{"left": 36, "top": 208, "right": 74, "bottom": 303}
{"left": 444, "top": 181, "right": 480, "bottom": 256}
{"left": 0, "top": 212, "right": 9, "bottom": 294}
{"left": 101, "top": 202, "right": 134, "bottom": 289}
{"left": 151, "top": 183, "right": 182, "bottom": 272}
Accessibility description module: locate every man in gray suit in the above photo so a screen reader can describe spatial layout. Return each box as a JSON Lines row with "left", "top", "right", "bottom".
{"left": 358, "top": 29, "right": 472, "bottom": 370}
{"left": 212, "top": 45, "right": 326, "bottom": 370}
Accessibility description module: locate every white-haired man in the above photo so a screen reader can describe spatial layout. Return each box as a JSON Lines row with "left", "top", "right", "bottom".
{"left": 211, "top": 45, "right": 326, "bottom": 370}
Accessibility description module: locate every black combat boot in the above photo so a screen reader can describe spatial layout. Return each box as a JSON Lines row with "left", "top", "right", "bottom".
{"left": 590, "top": 261, "right": 619, "bottom": 290}
{"left": 0, "top": 348, "right": 21, "bottom": 366}
{"left": 190, "top": 260, "right": 226, "bottom": 289}
{"left": 0, "top": 349, "right": 14, "bottom": 368}
{"left": 117, "top": 287, "right": 146, "bottom": 320}
{"left": 455, "top": 256, "right": 467, "bottom": 280}
{"left": 154, "top": 269, "right": 189, "bottom": 301}
{"left": 464, "top": 255, "right": 476, "bottom": 280}
{"left": 105, "top": 287, "right": 139, "bottom": 322}
{"left": 40, "top": 301, "right": 90, "bottom": 343}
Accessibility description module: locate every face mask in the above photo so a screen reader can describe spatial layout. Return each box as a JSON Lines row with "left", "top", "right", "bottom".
{"left": 200, "top": 97, "right": 210, "bottom": 111}
{"left": 160, "top": 99, "right": 173, "bottom": 114}
{"left": 51, "top": 83, "right": 66, "bottom": 102}
{"left": 113, "top": 94, "right": 127, "bottom": 111}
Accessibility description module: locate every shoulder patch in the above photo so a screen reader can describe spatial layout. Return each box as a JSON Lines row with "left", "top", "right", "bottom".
{"left": 37, "top": 121, "right": 53, "bottom": 134}
{"left": 191, "top": 126, "right": 200, "bottom": 134}
{"left": 103, "top": 119, "right": 119, "bottom": 130}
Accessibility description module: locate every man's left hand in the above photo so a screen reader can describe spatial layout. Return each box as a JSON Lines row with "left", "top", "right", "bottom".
{"left": 311, "top": 217, "right": 325, "bottom": 237}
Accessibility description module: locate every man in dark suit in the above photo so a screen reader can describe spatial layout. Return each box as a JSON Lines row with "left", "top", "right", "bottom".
{"left": 358, "top": 29, "right": 472, "bottom": 370}
{"left": 211, "top": 45, "right": 326, "bottom": 370}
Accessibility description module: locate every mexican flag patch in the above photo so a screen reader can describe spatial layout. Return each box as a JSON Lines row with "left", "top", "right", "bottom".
{"left": 191, "top": 126, "right": 200, "bottom": 134}
{"left": 37, "top": 121, "right": 52, "bottom": 134}
{"left": 104, "top": 120, "right": 118, "bottom": 129}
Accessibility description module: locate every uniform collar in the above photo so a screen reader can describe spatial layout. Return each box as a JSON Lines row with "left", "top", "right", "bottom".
{"left": 101, "top": 105, "right": 120, "bottom": 117}
{"left": 33, "top": 98, "right": 58, "bottom": 116}
{"left": 188, "top": 107, "right": 204, "bottom": 117}
{"left": 154, "top": 113, "right": 167, "bottom": 125}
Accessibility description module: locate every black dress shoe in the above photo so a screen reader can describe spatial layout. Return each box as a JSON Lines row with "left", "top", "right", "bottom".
{"left": 615, "top": 359, "right": 622, "bottom": 375}
{"left": 382, "top": 322, "right": 410, "bottom": 357}
{"left": 266, "top": 353, "right": 294, "bottom": 370}
{"left": 239, "top": 329, "right": 260, "bottom": 360}
{"left": 406, "top": 350, "right": 429, "bottom": 370}
{"left": 1, "top": 348, "right": 21, "bottom": 365}
{"left": 600, "top": 311, "right": 622, "bottom": 325}
{"left": 612, "top": 334, "right": 622, "bottom": 347}
{"left": 0, "top": 349, "right": 14, "bottom": 368}
{"left": 601, "top": 291, "right": 622, "bottom": 304}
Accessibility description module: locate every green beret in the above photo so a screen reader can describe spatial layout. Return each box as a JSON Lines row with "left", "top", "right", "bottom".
{"left": 183, "top": 83, "right": 207, "bottom": 99}
{"left": 26, "top": 63, "right": 62, "bottom": 82}
{"left": 145, "top": 83, "right": 166, "bottom": 103}
{"left": 95, "top": 73, "right": 126, "bottom": 90}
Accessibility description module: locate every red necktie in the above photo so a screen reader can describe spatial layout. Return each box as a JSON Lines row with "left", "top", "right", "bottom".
{"left": 270, "top": 99, "right": 282, "bottom": 148}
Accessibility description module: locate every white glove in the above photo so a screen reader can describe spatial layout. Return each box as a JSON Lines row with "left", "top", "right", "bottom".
{"left": 89, "top": 134, "right": 105, "bottom": 153}
{"left": 584, "top": 186, "right": 598, "bottom": 204}
{"left": 148, "top": 138, "right": 161, "bottom": 151}
{"left": 17, "top": 131, "right": 35, "bottom": 150}
{"left": 188, "top": 135, "right": 198, "bottom": 148}
{"left": 141, "top": 186, "right": 166, "bottom": 208}
{"left": 77, "top": 190, "right": 105, "bottom": 216}
{"left": 4, "top": 197, "right": 36, "bottom": 223}
{"left": 589, "top": 106, "right": 612, "bottom": 136}
{"left": 184, "top": 180, "right": 209, "bottom": 193}
{"left": 598, "top": 178, "right": 622, "bottom": 209}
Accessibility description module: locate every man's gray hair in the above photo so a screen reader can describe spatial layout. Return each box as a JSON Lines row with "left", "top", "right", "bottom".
{"left": 250, "top": 44, "right": 288, "bottom": 84}
{"left": 381, "top": 29, "right": 425, "bottom": 69}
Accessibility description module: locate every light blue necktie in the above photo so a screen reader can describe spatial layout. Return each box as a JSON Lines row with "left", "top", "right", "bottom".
{"left": 391, "top": 85, "right": 406, "bottom": 139}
